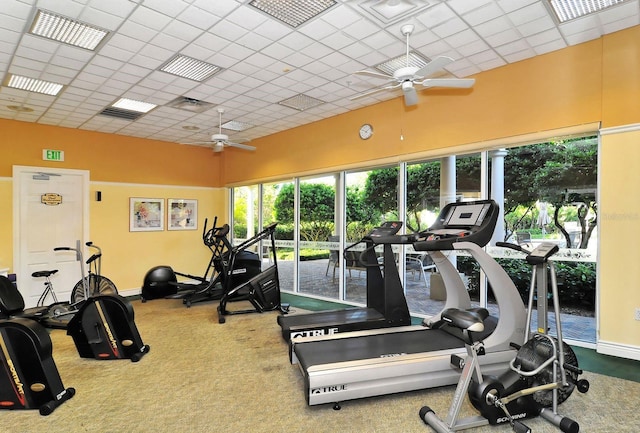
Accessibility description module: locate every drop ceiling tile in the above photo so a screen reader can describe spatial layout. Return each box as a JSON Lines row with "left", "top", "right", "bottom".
{"left": 278, "top": 32, "right": 316, "bottom": 51}
{"left": 42, "top": 64, "right": 78, "bottom": 81}
{"left": 526, "top": 27, "right": 563, "bottom": 47}
{"left": 415, "top": 2, "right": 457, "bottom": 28}
{"left": 218, "top": 42, "right": 254, "bottom": 62}
{"left": 282, "top": 52, "right": 313, "bottom": 68}
{"left": 496, "top": 0, "right": 540, "bottom": 14}
{"left": 297, "top": 16, "right": 339, "bottom": 40}
{"left": 149, "top": 33, "right": 189, "bottom": 53}
{"left": 342, "top": 19, "right": 380, "bottom": 40}
{"left": 56, "top": 45, "right": 95, "bottom": 62}
{"left": 176, "top": 5, "right": 220, "bottom": 30}
{"left": 118, "top": 21, "right": 158, "bottom": 43}
{"left": 108, "top": 33, "right": 148, "bottom": 54}
{"left": 140, "top": 0, "right": 190, "bottom": 17}
{"left": 0, "top": 13, "right": 27, "bottom": 32}
{"left": 3, "top": 0, "right": 32, "bottom": 19}
{"left": 128, "top": 6, "right": 173, "bottom": 31}
{"left": 226, "top": 4, "right": 270, "bottom": 31}
{"left": 517, "top": 15, "right": 557, "bottom": 37}
{"left": 251, "top": 18, "right": 292, "bottom": 41}
{"left": 461, "top": 2, "right": 505, "bottom": 26}
{"left": 79, "top": 6, "right": 125, "bottom": 31}
{"left": 87, "top": 0, "right": 137, "bottom": 19}
{"left": 99, "top": 44, "right": 137, "bottom": 63}
{"left": 448, "top": 0, "right": 494, "bottom": 15}
{"left": 14, "top": 44, "right": 55, "bottom": 63}
{"left": 457, "top": 38, "right": 491, "bottom": 57}
{"left": 564, "top": 29, "right": 603, "bottom": 46}
{"left": 325, "top": 4, "right": 363, "bottom": 28}
{"left": 474, "top": 16, "right": 514, "bottom": 38}
{"left": 507, "top": 2, "right": 549, "bottom": 26}
{"left": 236, "top": 32, "right": 273, "bottom": 52}
{"left": 432, "top": 17, "right": 470, "bottom": 39}
{"left": 495, "top": 39, "right": 531, "bottom": 56}
{"left": 559, "top": 15, "right": 600, "bottom": 36}
{"left": 485, "top": 28, "right": 523, "bottom": 48}
{"left": 36, "top": 0, "right": 83, "bottom": 18}
{"left": 163, "top": 20, "right": 204, "bottom": 42}
{"left": 446, "top": 29, "right": 483, "bottom": 49}
{"left": 209, "top": 19, "right": 249, "bottom": 43}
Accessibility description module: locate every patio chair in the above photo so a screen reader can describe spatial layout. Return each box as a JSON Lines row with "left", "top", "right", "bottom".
{"left": 405, "top": 253, "right": 436, "bottom": 287}
{"left": 325, "top": 236, "right": 367, "bottom": 282}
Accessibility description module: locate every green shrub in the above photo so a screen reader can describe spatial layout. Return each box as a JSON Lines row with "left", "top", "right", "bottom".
{"left": 457, "top": 256, "right": 595, "bottom": 307}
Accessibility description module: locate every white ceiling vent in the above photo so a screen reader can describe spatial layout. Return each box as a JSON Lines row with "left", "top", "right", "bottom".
{"left": 166, "top": 96, "right": 214, "bottom": 113}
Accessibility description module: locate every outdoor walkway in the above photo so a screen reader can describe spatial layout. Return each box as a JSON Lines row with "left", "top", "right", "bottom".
{"left": 276, "top": 258, "right": 596, "bottom": 345}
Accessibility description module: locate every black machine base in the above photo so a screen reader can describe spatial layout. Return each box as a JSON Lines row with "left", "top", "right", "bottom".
{"left": 0, "top": 318, "right": 75, "bottom": 415}
{"left": 67, "top": 295, "right": 150, "bottom": 362}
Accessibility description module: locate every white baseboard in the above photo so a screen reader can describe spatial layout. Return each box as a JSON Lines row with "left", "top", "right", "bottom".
{"left": 597, "top": 340, "right": 640, "bottom": 361}
{"left": 119, "top": 288, "right": 141, "bottom": 298}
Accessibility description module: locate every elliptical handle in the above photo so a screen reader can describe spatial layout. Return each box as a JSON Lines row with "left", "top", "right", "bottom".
{"left": 53, "top": 247, "right": 72, "bottom": 251}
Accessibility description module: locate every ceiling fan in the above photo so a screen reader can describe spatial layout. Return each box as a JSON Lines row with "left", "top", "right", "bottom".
{"left": 184, "top": 108, "right": 256, "bottom": 153}
{"left": 350, "top": 24, "right": 475, "bottom": 107}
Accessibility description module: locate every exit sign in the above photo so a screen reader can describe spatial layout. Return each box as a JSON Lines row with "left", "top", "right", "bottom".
{"left": 43, "top": 149, "right": 64, "bottom": 161}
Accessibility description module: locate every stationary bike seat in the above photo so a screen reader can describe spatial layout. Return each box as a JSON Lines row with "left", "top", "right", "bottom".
{"left": 31, "top": 270, "right": 58, "bottom": 278}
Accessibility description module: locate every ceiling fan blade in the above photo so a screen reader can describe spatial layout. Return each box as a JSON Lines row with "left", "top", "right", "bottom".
{"left": 227, "top": 141, "right": 256, "bottom": 151}
{"left": 402, "top": 84, "right": 418, "bottom": 106}
{"left": 422, "top": 78, "right": 475, "bottom": 88}
{"left": 350, "top": 83, "right": 401, "bottom": 101}
{"left": 353, "top": 70, "right": 394, "bottom": 80}
{"left": 180, "top": 141, "right": 214, "bottom": 145}
{"left": 414, "top": 56, "right": 454, "bottom": 79}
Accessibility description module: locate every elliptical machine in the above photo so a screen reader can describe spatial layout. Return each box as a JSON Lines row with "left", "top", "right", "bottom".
{"left": 420, "top": 242, "right": 590, "bottom": 433}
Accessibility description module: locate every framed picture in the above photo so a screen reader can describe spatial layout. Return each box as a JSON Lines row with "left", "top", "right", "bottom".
{"left": 130, "top": 198, "right": 164, "bottom": 232}
{"left": 168, "top": 199, "right": 198, "bottom": 231}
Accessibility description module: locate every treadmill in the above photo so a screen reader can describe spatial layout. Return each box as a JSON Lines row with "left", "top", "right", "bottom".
{"left": 290, "top": 200, "right": 527, "bottom": 408}
{"left": 277, "top": 221, "right": 412, "bottom": 342}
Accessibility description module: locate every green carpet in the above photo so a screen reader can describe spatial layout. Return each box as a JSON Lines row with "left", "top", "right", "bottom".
{"left": 282, "top": 292, "right": 640, "bottom": 383}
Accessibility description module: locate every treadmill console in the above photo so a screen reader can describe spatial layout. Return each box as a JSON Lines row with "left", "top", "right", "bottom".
{"left": 366, "top": 221, "right": 402, "bottom": 238}
{"left": 414, "top": 200, "right": 499, "bottom": 251}
{"left": 364, "top": 221, "right": 418, "bottom": 245}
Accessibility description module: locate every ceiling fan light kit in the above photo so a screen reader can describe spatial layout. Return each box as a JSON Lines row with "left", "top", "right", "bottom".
{"left": 181, "top": 108, "right": 256, "bottom": 153}
{"left": 351, "top": 23, "right": 475, "bottom": 107}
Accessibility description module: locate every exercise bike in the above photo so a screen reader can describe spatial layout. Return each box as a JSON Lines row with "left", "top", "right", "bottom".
{"left": 420, "top": 242, "right": 590, "bottom": 433}
{"left": 37, "top": 243, "right": 118, "bottom": 328}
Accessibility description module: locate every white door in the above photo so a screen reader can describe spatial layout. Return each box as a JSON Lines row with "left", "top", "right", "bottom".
{"left": 13, "top": 166, "right": 89, "bottom": 308}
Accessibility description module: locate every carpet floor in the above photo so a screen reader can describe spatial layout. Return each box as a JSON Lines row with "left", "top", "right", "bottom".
{"left": 5, "top": 298, "right": 639, "bottom": 433}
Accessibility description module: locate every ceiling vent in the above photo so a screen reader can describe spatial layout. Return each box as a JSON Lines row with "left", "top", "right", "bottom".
{"left": 166, "top": 96, "right": 214, "bottom": 113}
{"left": 278, "top": 93, "right": 325, "bottom": 111}
{"left": 98, "top": 107, "right": 144, "bottom": 121}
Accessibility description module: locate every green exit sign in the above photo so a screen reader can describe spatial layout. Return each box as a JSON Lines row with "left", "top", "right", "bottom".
{"left": 43, "top": 149, "right": 64, "bottom": 161}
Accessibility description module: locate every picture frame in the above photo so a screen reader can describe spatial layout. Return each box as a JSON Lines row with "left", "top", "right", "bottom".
{"left": 168, "top": 199, "right": 198, "bottom": 231}
{"left": 130, "top": 198, "right": 164, "bottom": 232}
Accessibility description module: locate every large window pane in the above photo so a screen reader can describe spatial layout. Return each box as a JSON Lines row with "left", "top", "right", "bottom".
{"left": 266, "top": 181, "right": 294, "bottom": 293}
{"left": 345, "top": 167, "right": 397, "bottom": 304}
{"left": 496, "top": 137, "right": 597, "bottom": 344}
{"left": 297, "top": 175, "right": 339, "bottom": 299}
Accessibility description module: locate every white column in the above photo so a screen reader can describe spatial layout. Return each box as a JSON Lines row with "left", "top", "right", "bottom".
{"left": 489, "top": 149, "right": 508, "bottom": 245}
{"left": 440, "top": 156, "right": 456, "bottom": 207}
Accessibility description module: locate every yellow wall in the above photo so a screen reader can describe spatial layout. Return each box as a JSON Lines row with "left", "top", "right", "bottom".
{"left": 599, "top": 129, "right": 640, "bottom": 349}
{"left": 89, "top": 182, "right": 227, "bottom": 291}
{"left": 0, "top": 119, "right": 222, "bottom": 186}
{"left": 0, "top": 120, "right": 227, "bottom": 291}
